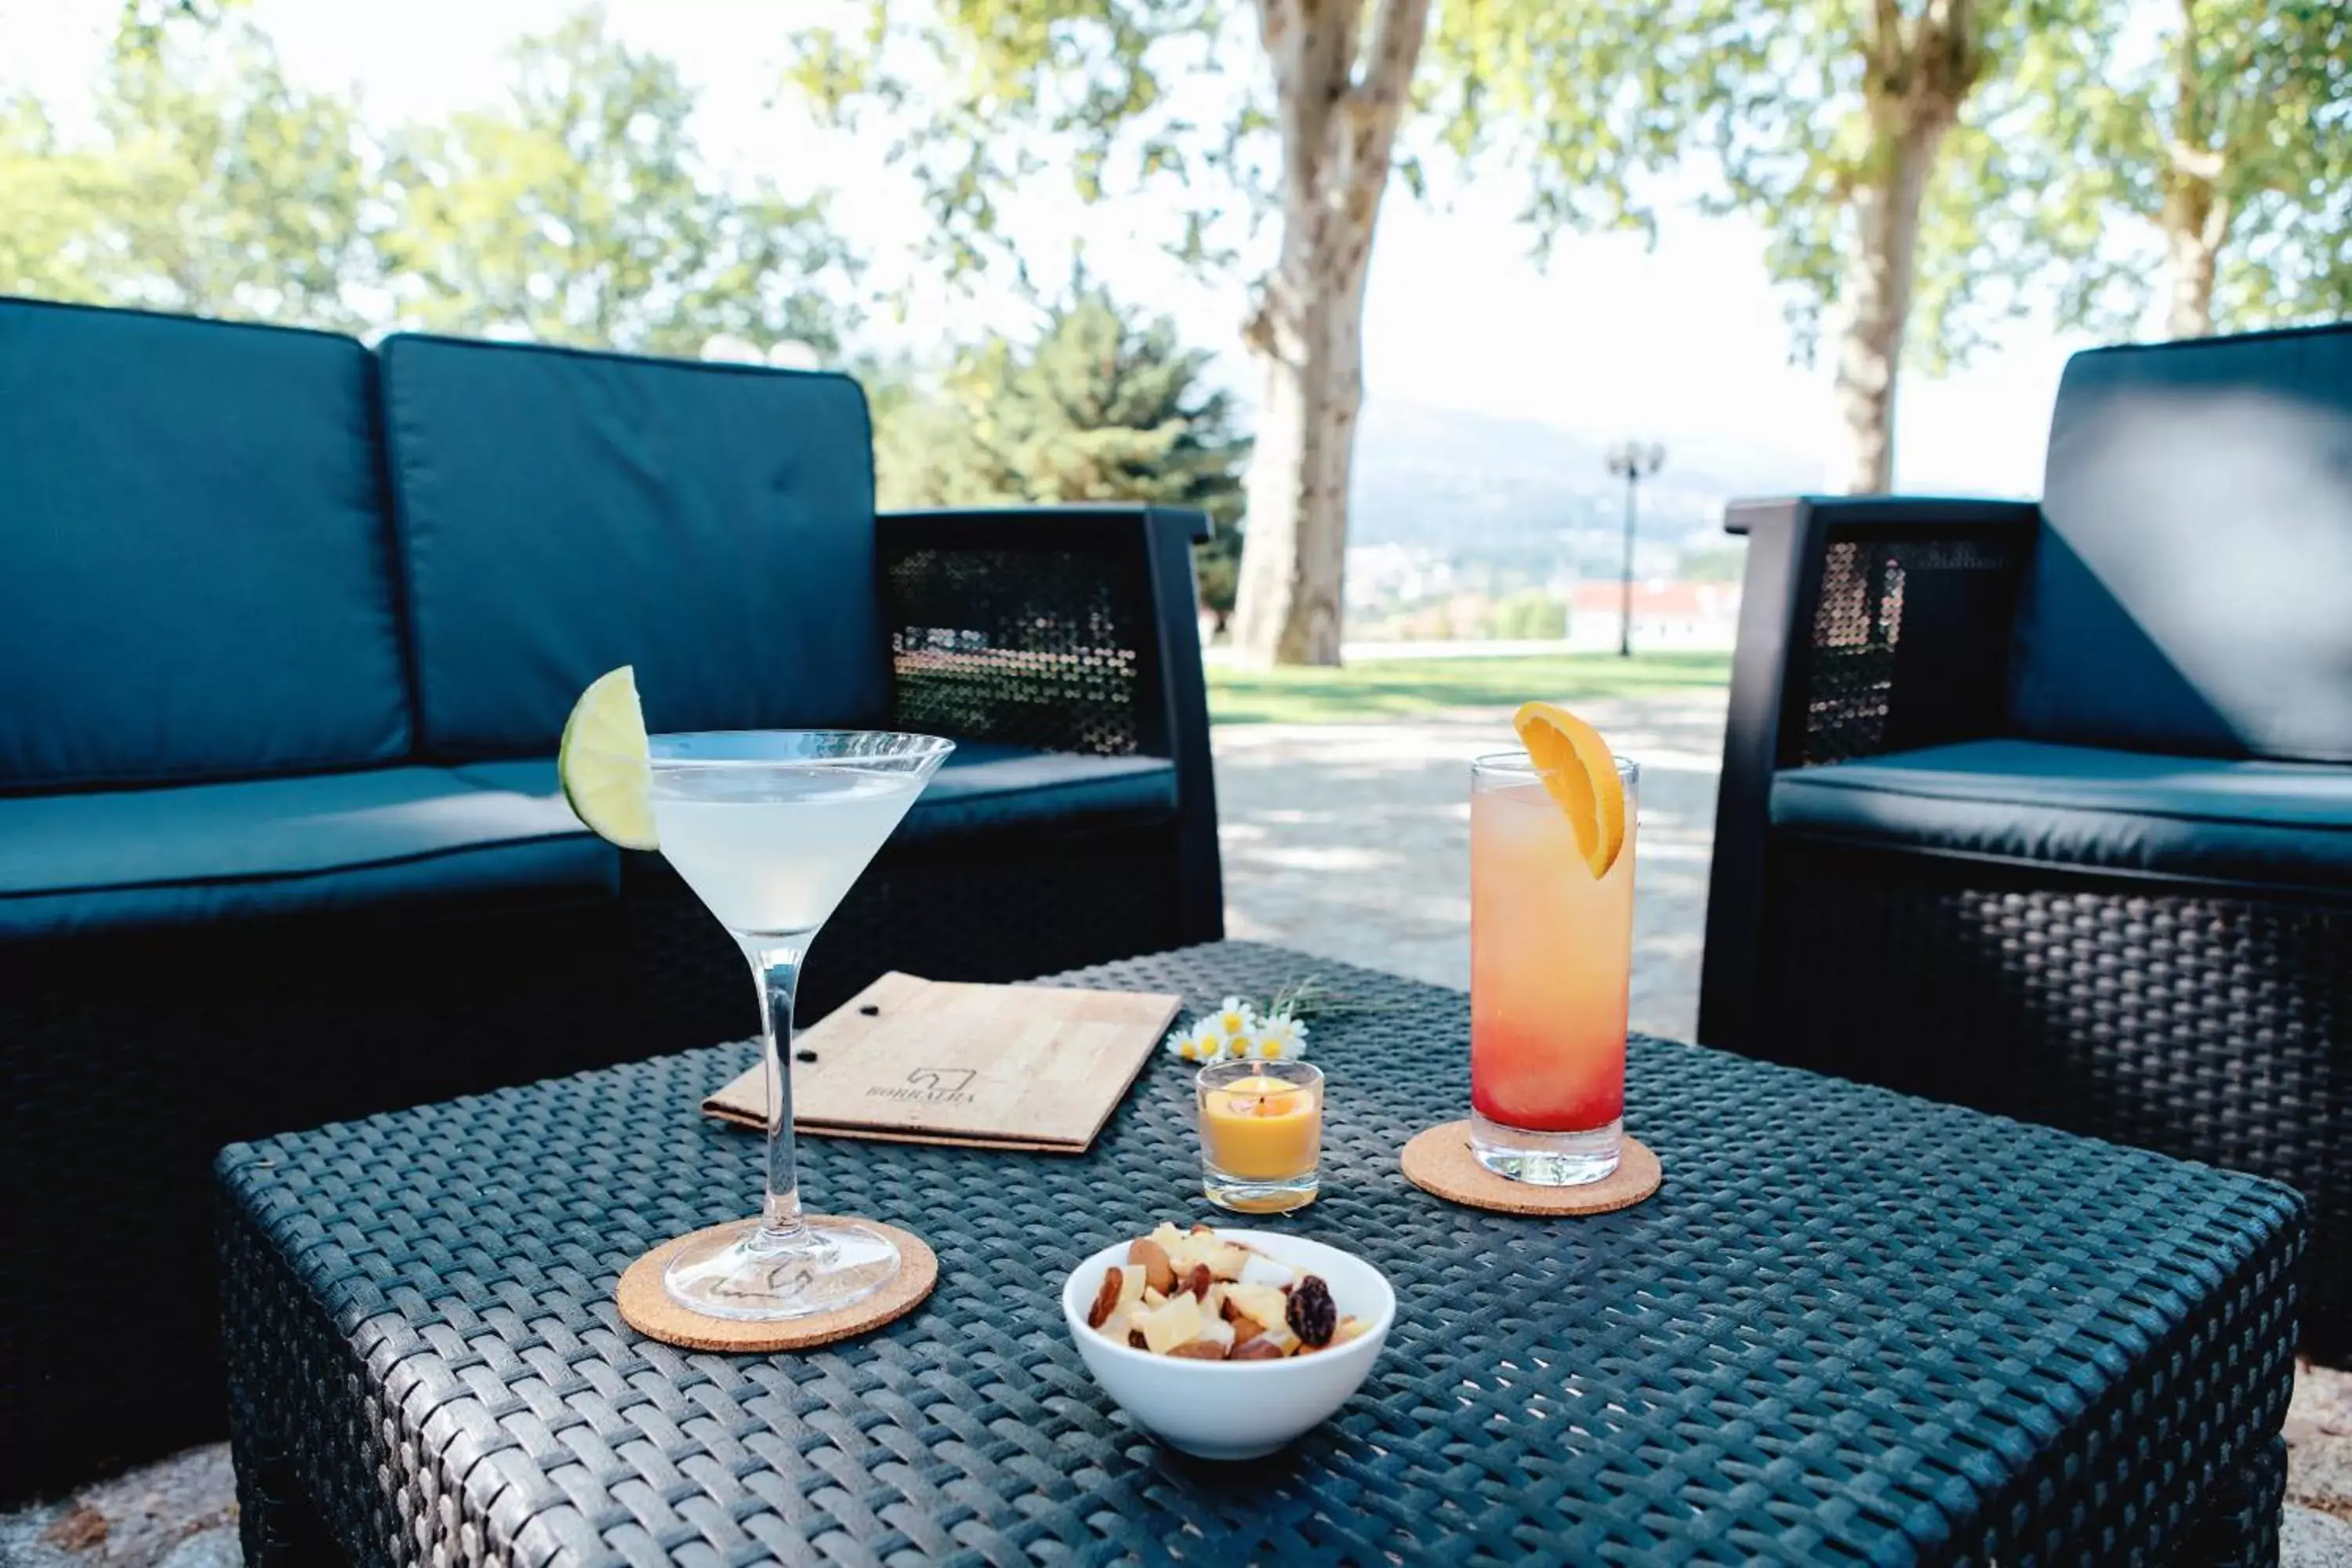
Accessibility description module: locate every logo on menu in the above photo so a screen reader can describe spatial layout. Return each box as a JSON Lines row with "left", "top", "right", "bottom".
{"left": 866, "top": 1066, "right": 978, "bottom": 1105}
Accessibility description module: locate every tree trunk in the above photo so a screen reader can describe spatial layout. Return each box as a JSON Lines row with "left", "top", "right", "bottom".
{"left": 2157, "top": 0, "right": 2227, "bottom": 339}
{"left": 1828, "top": 0, "right": 1981, "bottom": 495}
{"left": 2165, "top": 213, "right": 2221, "bottom": 337}
{"left": 2159, "top": 147, "right": 2229, "bottom": 339}
{"left": 1830, "top": 116, "right": 1949, "bottom": 495}
{"left": 1232, "top": 252, "right": 1367, "bottom": 666}
{"left": 1229, "top": 0, "right": 1428, "bottom": 667}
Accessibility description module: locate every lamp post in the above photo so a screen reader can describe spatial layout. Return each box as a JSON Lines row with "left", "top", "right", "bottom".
{"left": 1604, "top": 441, "right": 1665, "bottom": 658}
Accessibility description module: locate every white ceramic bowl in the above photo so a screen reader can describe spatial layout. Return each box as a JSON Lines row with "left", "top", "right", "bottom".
{"left": 1060, "top": 1229, "right": 1395, "bottom": 1460}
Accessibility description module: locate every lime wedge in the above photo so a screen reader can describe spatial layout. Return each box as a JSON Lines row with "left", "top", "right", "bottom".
{"left": 558, "top": 666, "right": 658, "bottom": 850}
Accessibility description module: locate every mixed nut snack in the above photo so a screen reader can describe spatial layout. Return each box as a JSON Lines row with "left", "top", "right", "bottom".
{"left": 1084, "top": 1223, "right": 1371, "bottom": 1361}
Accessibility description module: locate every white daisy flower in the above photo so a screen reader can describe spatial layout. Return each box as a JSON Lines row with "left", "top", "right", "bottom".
{"left": 1252, "top": 1013, "right": 1309, "bottom": 1061}
{"left": 1166, "top": 1016, "right": 1224, "bottom": 1062}
{"left": 1211, "top": 996, "right": 1257, "bottom": 1046}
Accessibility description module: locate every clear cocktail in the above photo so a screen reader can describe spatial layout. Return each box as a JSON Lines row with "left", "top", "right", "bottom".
{"left": 561, "top": 673, "right": 953, "bottom": 1319}
{"left": 644, "top": 729, "right": 950, "bottom": 1320}
{"left": 652, "top": 764, "right": 928, "bottom": 938}
{"left": 1469, "top": 748, "right": 1638, "bottom": 1185}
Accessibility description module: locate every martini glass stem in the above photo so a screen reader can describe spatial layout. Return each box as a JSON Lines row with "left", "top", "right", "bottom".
{"left": 746, "top": 940, "right": 810, "bottom": 1246}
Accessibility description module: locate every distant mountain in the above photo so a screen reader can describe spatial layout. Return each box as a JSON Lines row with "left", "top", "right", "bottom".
{"left": 1347, "top": 398, "right": 1819, "bottom": 553}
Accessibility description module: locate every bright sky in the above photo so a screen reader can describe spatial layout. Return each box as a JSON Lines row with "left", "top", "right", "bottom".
{"left": 4, "top": 0, "right": 2110, "bottom": 495}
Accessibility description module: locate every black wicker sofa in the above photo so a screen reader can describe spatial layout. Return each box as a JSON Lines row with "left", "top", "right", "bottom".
{"left": 0, "top": 298, "right": 1222, "bottom": 1498}
{"left": 1700, "top": 320, "right": 2352, "bottom": 1359}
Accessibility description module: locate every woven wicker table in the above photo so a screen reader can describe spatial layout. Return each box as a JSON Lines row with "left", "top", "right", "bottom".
{"left": 216, "top": 941, "right": 2305, "bottom": 1566}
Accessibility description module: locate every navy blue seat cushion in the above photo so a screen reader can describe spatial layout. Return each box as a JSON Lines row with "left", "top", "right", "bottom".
{"left": 2009, "top": 322, "right": 2352, "bottom": 763}
{"left": 1772, "top": 739, "right": 2352, "bottom": 890}
{"left": 0, "top": 299, "right": 411, "bottom": 788}
{"left": 378, "top": 335, "right": 890, "bottom": 759}
{"left": 0, "top": 767, "right": 615, "bottom": 941}
{"left": 456, "top": 743, "right": 1177, "bottom": 848}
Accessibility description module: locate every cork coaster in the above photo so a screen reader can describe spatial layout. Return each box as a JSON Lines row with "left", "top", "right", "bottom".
{"left": 1400, "top": 1123, "right": 1661, "bottom": 1216}
{"left": 616, "top": 1218, "right": 937, "bottom": 1352}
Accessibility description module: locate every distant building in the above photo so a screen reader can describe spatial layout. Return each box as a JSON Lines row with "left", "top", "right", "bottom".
{"left": 1568, "top": 581, "right": 1740, "bottom": 651}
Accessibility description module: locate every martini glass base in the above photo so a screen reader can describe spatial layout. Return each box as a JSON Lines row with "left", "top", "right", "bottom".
{"left": 662, "top": 1219, "right": 902, "bottom": 1321}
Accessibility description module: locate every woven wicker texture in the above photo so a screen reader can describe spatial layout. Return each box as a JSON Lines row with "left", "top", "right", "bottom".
{"left": 1762, "top": 838, "right": 2352, "bottom": 1363}
{"left": 886, "top": 543, "right": 1152, "bottom": 757}
{"left": 1798, "top": 535, "right": 2026, "bottom": 766}
{"left": 1, "top": 898, "right": 636, "bottom": 1498}
{"left": 218, "top": 942, "right": 2303, "bottom": 1566}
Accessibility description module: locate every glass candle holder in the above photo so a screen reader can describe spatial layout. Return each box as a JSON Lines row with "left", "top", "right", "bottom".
{"left": 1196, "top": 1059, "right": 1323, "bottom": 1214}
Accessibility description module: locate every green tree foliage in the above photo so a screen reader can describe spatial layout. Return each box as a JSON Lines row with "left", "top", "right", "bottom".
{"left": 1457, "top": 0, "right": 2040, "bottom": 492}
{"left": 1487, "top": 590, "right": 1569, "bottom": 641}
{"left": 876, "top": 281, "right": 1249, "bottom": 622}
{"left": 0, "top": 2, "right": 375, "bottom": 330}
{"left": 1985, "top": 0, "right": 2352, "bottom": 338}
{"left": 3, "top": 4, "right": 858, "bottom": 359}
{"left": 378, "top": 11, "right": 857, "bottom": 357}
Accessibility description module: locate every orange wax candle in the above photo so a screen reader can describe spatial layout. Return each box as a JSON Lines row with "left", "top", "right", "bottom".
{"left": 1200, "top": 1075, "right": 1322, "bottom": 1180}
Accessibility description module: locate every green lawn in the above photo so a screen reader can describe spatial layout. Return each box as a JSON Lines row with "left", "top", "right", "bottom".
{"left": 1206, "top": 651, "right": 1731, "bottom": 725}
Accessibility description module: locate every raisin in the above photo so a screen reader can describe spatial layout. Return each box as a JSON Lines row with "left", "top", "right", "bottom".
{"left": 1287, "top": 1275, "right": 1336, "bottom": 1346}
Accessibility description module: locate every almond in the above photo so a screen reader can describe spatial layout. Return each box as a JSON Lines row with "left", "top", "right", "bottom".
{"left": 1086, "top": 1269, "right": 1123, "bottom": 1330}
{"left": 1128, "top": 1238, "right": 1177, "bottom": 1294}
{"left": 1229, "top": 1337, "right": 1287, "bottom": 1361}
{"left": 1185, "top": 1262, "right": 1214, "bottom": 1300}
{"left": 1227, "top": 1310, "right": 1265, "bottom": 1341}
{"left": 1167, "top": 1338, "right": 1228, "bottom": 1360}
{"left": 1250, "top": 1318, "right": 1300, "bottom": 1356}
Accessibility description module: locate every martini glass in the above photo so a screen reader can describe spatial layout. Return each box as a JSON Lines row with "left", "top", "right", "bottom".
{"left": 651, "top": 730, "right": 952, "bottom": 1320}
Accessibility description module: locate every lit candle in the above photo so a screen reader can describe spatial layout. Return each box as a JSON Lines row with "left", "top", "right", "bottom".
{"left": 1202, "top": 1077, "right": 1319, "bottom": 1178}
{"left": 1196, "top": 1061, "right": 1324, "bottom": 1212}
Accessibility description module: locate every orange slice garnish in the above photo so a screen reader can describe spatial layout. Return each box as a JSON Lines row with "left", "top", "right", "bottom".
{"left": 1512, "top": 701, "right": 1627, "bottom": 878}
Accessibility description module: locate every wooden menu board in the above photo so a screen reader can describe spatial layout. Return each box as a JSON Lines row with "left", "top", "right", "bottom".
{"left": 702, "top": 971, "right": 1182, "bottom": 1154}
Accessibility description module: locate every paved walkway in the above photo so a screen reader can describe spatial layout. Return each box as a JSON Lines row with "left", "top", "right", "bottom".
{"left": 4, "top": 691, "right": 2347, "bottom": 1563}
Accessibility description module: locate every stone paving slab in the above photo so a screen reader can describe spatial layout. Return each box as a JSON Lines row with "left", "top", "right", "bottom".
{"left": 5, "top": 690, "right": 2347, "bottom": 1563}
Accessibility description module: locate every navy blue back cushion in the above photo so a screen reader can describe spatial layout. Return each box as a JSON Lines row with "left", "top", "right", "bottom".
{"left": 0, "top": 299, "right": 411, "bottom": 787}
{"left": 378, "top": 335, "right": 889, "bottom": 757}
{"left": 2009, "top": 321, "right": 2352, "bottom": 762}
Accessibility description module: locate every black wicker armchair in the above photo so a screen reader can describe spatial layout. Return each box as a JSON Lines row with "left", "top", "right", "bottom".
{"left": 1700, "top": 321, "right": 2352, "bottom": 1359}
